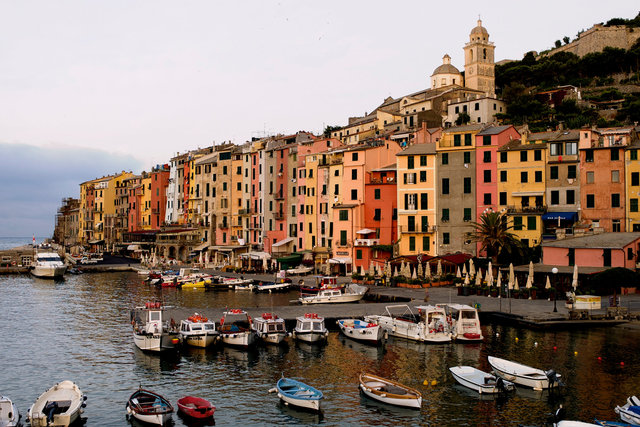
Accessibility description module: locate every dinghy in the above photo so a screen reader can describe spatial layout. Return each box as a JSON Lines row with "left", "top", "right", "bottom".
{"left": 488, "top": 356, "right": 562, "bottom": 390}
{"left": 449, "top": 366, "right": 515, "bottom": 394}
{"left": 337, "top": 319, "right": 385, "bottom": 344}
{"left": 276, "top": 377, "right": 323, "bottom": 412}
{"left": 177, "top": 396, "right": 215, "bottom": 420}
{"left": 0, "top": 395, "right": 20, "bottom": 427}
{"left": 126, "top": 388, "right": 173, "bottom": 426}
{"left": 27, "top": 380, "right": 86, "bottom": 427}
{"left": 358, "top": 373, "right": 422, "bottom": 409}
{"left": 615, "top": 395, "right": 640, "bottom": 425}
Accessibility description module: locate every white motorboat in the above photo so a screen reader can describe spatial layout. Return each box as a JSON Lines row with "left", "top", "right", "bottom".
{"left": 615, "top": 395, "right": 640, "bottom": 425}
{"left": 365, "top": 304, "right": 445, "bottom": 343}
{"left": 0, "top": 395, "right": 20, "bottom": 427}
{"left": 31, "top": 251, "right": 67, "bottom": 279}
{"left": 449, "top": 366, "right": 515, "bottom": 394}
{"left": 359, "top": 373, "right": 422, "bottom": 409}
{"left": 27, "top": 380, "right": 86, "bottom": 427}
{"left": 254, "top": 278, "right": 294, "bottom": 293}
{"left": 132, "top": 302, "right": 180, "bottom": 352}
{"left": 251, "top": 312, "right": 289, "bottom": 344}
{"left": 436, "top": 303, "right": 484, "bottom": 341}
{"left": 415, "top": 305, "right": 452, "bottom": 343}
{"left": 292, "top": 313, "right": 329, "bottom": 343}
{"left": 488, "top": 356, "right": 562, "bottom": 390}
{"left": 337, "top": 319, "right": 385, "bottom": 344}
{"left": 298, "top": 284, "right": 367, "bottom": 304}
{"left": 218, "top": 309, "right": 256, "bottom": 348}
{"left": 179, "top": 314, "right": 219, "bottom": 348}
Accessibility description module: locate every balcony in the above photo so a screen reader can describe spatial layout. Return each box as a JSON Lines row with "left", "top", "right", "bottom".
{"left": 399, "top": 225, "right": 436, "bottom": 233}
{"left": 506, "top": 205, "right": 548, "bottom": 214}
{"left": 239, "top": 208, "right": 253, "bottom": 215}
{"left": 336, "top": 240, "right": 352, "bottom": 248}
{"left": 370, "top": 177, "right": 395, "bottom": 184}
{"left": 152, "top": 208, "right": 160, "bottom": 214}
{"left": 354, "top": 238, "right": 380, "bottom": 246}
{"left": 274, "top": 212, "right": 285, "bottom": 220}
{"left": 218, "top": 222, "right": 229, "bottom": 230}
{"left": 274, "top": 193, "right": 285, "bottom": 201}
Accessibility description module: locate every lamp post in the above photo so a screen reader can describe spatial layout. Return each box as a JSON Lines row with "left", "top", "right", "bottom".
{"left": 552, "top": 267, "right": 558, "bottom": 313}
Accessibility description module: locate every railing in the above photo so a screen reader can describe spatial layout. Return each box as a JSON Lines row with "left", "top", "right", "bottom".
{"left": 239, "top": 208, "right": 253, "bottom": 215}
{"left": 274, "top": 193, "right": 285, "bottom": 200}
{"left": 354, "top": 238, "right": 380, "bottom": 246}
{"left": 506, "top": 205, "right": 548, "bottom": 214}
{"left": 152, "top": 208, "right": 160, "bottom": 214}
{"left": 218, "top": 222, "right": 229, "bottom": 230}
{"left": 335, "top": 240, "right": 352, "bottom": 248}
{"left": 274, "top": 212, "right": 285, "bottom": 220}
{"left": 369, "top": 177, "right": 395, "bottom": 184}
{"left": 399, "top": 225, "right": 436, "bottom": 233}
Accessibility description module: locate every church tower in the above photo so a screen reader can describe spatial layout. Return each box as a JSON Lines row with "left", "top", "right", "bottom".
{"left": 464, "top": 19, "right": 495, "bottom": 96}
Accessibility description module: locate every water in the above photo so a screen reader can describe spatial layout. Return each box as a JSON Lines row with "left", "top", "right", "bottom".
{"left": 1, "top": 272, "right": 639, "bottom": 426}
{"left": 0, "top": 236, "right": 48, "bottom": 250}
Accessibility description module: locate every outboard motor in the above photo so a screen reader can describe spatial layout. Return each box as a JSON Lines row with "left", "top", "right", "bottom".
{"left": 545, "top": 369, "right": 563, "bottom": 388}
{"left": 546, "top": 404, "right": 566, "bottom": 425}
{"left": 496, "top": 377, "right": 508, "bottom": 393}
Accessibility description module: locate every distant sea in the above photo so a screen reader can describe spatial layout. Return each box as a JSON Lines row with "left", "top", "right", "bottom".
{"left": 0, "top": 237, "right": 49, "bottom": 250}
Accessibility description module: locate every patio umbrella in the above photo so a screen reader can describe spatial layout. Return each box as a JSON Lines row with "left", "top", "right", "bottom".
{"left": 456, "top": 266, "right": 461, "bottom": 278}
{"left": 412, "top": 268, "right": 417, "bottom": 280}
{"left": 462, "top": 263, "right": 468, "bottom": 276}
{"left": 400, "top": 261, "right": 406, "bottom": 276}
{"left": 572, "top": 264, "right": 579, "bottom": 292}
{"left": 475, "top": 272, "right": 482, "bottom": 286}
{"left": 464, "top": 273, "right": 470, "bottom": 286}
{"left": 368, "top": 262, "right": 375, "bottom": 277}
{"left": 424, "top": 263, "right": 431, "bottom": 278}
{"left": 526, "top": 274, "right": 533, "bottom": 289}
{"left": 478, "top": 269, "right": 484, "bottom": 282}
{"left": 386, "top": 264, "right": 391, "bottom": 280}
{"left": 405, "top": 263, "right": 411, "bottom": 278}
{"left": 393, "top": 266, "right": 398, "bottom": 277}
{"left": 417, "top": 262, "right": 424, "bottom": 278}
{"left": 198, "top": 251, "right": 203, "bottom": 265}
{"left": 204, "top": 251, "right": 209, "bottom": 268}
{"left": 437, "top": 260, "right": 443, "bottom": 277}
{"left": 529, "top": 261, "right": 534, "bottom": 280}
{"left": 469, "top": 259, "right": 475, "bottom": 278}
{"left": 514, "top": 277, "right": 520, "bottom": 291}
{"left": 487, "top": 261, "right": 493, "bottom": 279}
{"left": 487, "top": 272, "right": 494, "bottom": 288}
{"left": 545, "top": 275, "right": 551, "bottom": 289}
{"left": 508, "top": 265, "right": 514, "bottom": 290}
{"left": 497, "top": 271, "right": 502, "bottom": 293}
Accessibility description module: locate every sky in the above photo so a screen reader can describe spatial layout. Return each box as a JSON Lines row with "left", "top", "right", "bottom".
{"left": 1, "top": 1, "right": 638, "bottom": 237}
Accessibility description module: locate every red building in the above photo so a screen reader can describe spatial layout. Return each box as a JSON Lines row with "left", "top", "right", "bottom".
{"left": 150, "top": 165, "right": 170, "bottom": 230}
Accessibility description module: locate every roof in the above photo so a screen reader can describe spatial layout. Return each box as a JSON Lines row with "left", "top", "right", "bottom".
{"left": 396, "top": 143, "right": 436, "bottom": 156}
{"left": 477, "top": 125, "right": 514, "bottom": 136}
{"left": 432, "top": 63, "right": 461, "bottom": 76}
{"left": 443, "top": 124, "right": 486, "bottom": 134}
{"left": 435, "top": 253, "right": 473, "bottom": 265}
{"left": 373, "top": 163, "right": 397, "bottom": 172}
{"left": 498, "top": 139, "right": 547, "bottom": 152}
{"left": 542, "top": 232, "right": 640, "bottom": 249}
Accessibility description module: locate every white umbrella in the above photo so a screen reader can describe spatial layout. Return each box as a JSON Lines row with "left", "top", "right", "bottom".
{"left": 437, "top": 260, "right": 443, "bottom": 277}
{"left": 509, "top": 263, "right": 514, "bottom": 287}
{"left": 412, "top": 268, "right": 417, "bottom": 280}
{"left": 478, "top": 269, "right": 484, "bottom": 282}
{"left": 368, "top": 262, "right": 375, "bottom": 277}
{"left": 462, "top": 263, "right": 468, "bottom": 276}
{"left": 456, "top": 266, "right": 461, "bottom": 278}
{"left": 487, "top": 261, "right": 493, "bottom": 278}
{"left": 386, "top": 264, "right": 391, "bottom": 280}
{"left": 418, "top": 262, "right": 424, "bottom": 278}
{"left": 405, "top": 263, "right": 412, "bottom": 278}
{"left": 514, "top": 277, "right": 519, "bottom": 291}
{"left": 572, "top": 264, "right": 579, "bottom": 291}
{"left": 204, "top": 251, "right": 209, "bottom": 268}
{"left": 393, "top": 266, "right": 398, "bottom": 277}
{"left": 545, "top": 275, "right": 551, "bottom": 289}
{"left": 198, "top": 251, "right": 203, "bottom": 265}
{"left": 469, "top": 259, "right": 476, "bottom": 278}
{"left": 487, "top": 272, "right": 494, "bottom": 288}
{"left": 497, "top": 271, "right": 502, "bottom": 294}
{"left": 424, "top": 263, "right": 431, "bottom": 278}
{"left": 526, "top": 274, "right": 533, "bottom": 289}
{"left": 464, "top": 273, "right": 470, "bottom": 286}
{"left": 475, "top": 272, "right": 482, "bottom": 286}
{"left": 529, "top": 261, "right": 534, "bottom": 280}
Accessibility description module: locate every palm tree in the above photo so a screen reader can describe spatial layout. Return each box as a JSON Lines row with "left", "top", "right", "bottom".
{"left": 466, "top": 211, "right": 523, "bottom": 263}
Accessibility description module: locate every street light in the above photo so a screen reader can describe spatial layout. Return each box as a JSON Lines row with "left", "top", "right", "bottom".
{"left": 552, "top": 267, "right": 558, "bottom": 313}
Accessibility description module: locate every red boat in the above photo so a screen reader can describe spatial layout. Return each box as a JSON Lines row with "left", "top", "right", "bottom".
{"left": 177, "top": 396, "right": 215, "bottom": 419}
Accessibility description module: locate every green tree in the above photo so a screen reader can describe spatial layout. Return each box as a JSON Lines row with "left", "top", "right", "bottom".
{"left": 465, "top": 211, "right": 524, "bottom": 263}
{"left": 455, "top": 112, "right": 471, "bottom": 126}
{"left": 555, "top": 40, "right": 562, "bottom": 48}
{"left": 323, "top": 125, "right": 342, "bottom": 138}
{"left": 563, "top": 36, "right": 570, "bottom": 44}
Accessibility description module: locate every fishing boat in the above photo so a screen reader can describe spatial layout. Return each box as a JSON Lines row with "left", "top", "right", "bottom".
{"left": 179, "top": 314, "right": 219, "bottom": 348}
{"left": 435, "top": 303, "right": 483, "bottom": 341}
{"left": 218, "top": 309, "right": 256, "bottom": 348}
{"left": 126, "top": 388, "right": 173, "bottom": 426}
{"left": 275, "top": 377, "right": 323, "bottom": 412}
{"left": 254, "top": 278, "right": 294, "bottom": 293}
{"left": 449, "top": 366, "right": 515, "bottom": 394}
{"left": 0, "top": 395, "right": 20, "bottom": 427}
{"left": 27, "top": 380, "right": 86, "bottom": 427}
{"left": 358, "top": 373, "right": 422, "bottom": 409}
{"left": 251, "top": 312, "right": 289, "bottom": 345}
{"left": 31, "top": 251, "right": 67, "bottom": 279}
{"left": 298, "top": 284, "right": 367, "bottom": 304}
{"left": 364, "top": 304, "right": 442, "bottom": 343}
{"left": 131, "top": 302, "right": 180, "bottom": 352}
{"left": 176, "top": 396, "right": 215, "bottom": 420}
{"left": 488, "top": 356, "right": 562, "bottom": 390}
{"left": 298, "top": 276, "right": 342, "bottom": 294}
{"left": 615, "top": 396, "right": 640, "bottom": 425}
{"left": 337, "top": 319, "right": 385, "bottom": 344}
{"left": 292, "top": 313, "right": 329, "bottom": 343}
{"left": 415, "top": 305, "right": 452, "bottom": 343}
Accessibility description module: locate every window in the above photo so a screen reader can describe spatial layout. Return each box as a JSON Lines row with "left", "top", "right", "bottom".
{"left": 420, "top": 155, "right": 427, "bottom": 166}
{"left": 535, "top": 171, "right": 542, "bottom": 182}
{"left": 567, "top": 165, "right": 577, "bottom": 179}
{"left": 454, "top": 134, "right": 461, "bottom": 146}
{"left": 484, "top": 193, "right": 491, "bottom": 205}
{"left": 374, "top": 208, "right": 381, "bottom": 220}
{"left": 634, "top": 173, "right": 640, "bottom": 186}
{"left": 407, "top": 156, "right": 414, "bottom": 169}
{"left": 463, "top": 151, "right": 471, "bottom": 164}
{"left": 499, "top": 192, "right": 507, "bottom": 205}
{"left": 632, "top": 199, "right": 639, "bottom": 213}
{"left": 603, "top": 248, "right": 611, "bottom": 267}
{"left": 527, "top": 216, "right": 537, "bottom": 230}
{"left": 352, "top": 152, "right": 359, "bottom": 161}
{"left": 422, "top": 236, "right": 430, "bottom": 252}
{"left": 464, "top": 134, "right": 472, "bottom": 146}
{"left": 442, "top": 178, "right": 449, "bottom": 195}
{"left": 566, "top": 190, "right": 575, "bottom": 205}
{"left": 374, "top": 189, "right": 381, "bottom": 200}
{"left": 513, "top": 216, "right": 523, "bottom": 230}
{"left": 611, "top": 149, "right": 619, "bottom": 161}
{"left": 463, "top": 177, "right": 471, "bottom": 193}
{"left": 587, "top": 171, "right": 595, "bottom": 184}
{"left": 520, "top": 151, "right": 528, "bottom": 162}
{"left": 483, "top": 151, "right": 491, "bottom": 163}
{"left": 629, "top": 247, "right": 634, "bottom": 260}
{"left": 551, "top": 191, "right": 559, "bottom": 205}
{"left": 351, "top": 169, "right": 357, "bottom": 180}
{"left": 420, "top": 193, "right": 428, "bottom": 210}
{"left": 550, "top": 166, "right": 558, "bottom": 180}
{"left": 420, "top": 171, "right": 427, "bottom": 182}
{"left": 356, "top": 249, "right": 362, "bottom": 260}
{"left": 351, "top": 189, "right": 357, "bottom": 200}
{"left": 631, "top": 150, "right": 638, "bottom": 161}
{"left": 500, "top": 152, "right": 507, "bottom": 163}
{"left": 612, "top": 193, "right": 620, "bottom": 208}
{"left": 566, "top": 142, "right": 577, "bottom": 155}
{"left": 550, "top": 143, "right": 563, "bottom": 156}
{"left": 585, "top": 150, "right": 594, "bottom": 162}
{"left": 409, "top": 236, "right": 415, "bottom": 251}
{"left": 339, "top": 210, "right": 348, "bottom": 221}
{"left": 586, "top": 194, "right": 595, "bottom": 208}
{"left": 500, "top": 170, "right": 507, "bottom": 182}
{"left": 441, "top": 153, "right": 449, "bottom": 165}
{"left": 421, "top": 216, "right": 429, "bottom": 231}
{"left": 408, "top": 216, "right": 415, "bottom": 232}
{"left": 474, "top": 102, "right": 480, "bottom": 111}
{"left": 534, "top": 150, "right": 542, "bottom": 161}
{"left": 484, "top": 170, "right": 491, "bottom": 183}
{"left": 334, "top": 184, "right": 339, "bottom": 195}
{"left": 521, "top": 172, "right": 528, "bottom": 183}
{"left": 483, "top": 135, "right": 491, "bottom": 146}
{"left": 463, "top": 208, "right": 472, "bottom": 222}
{"left": 612, "top": 170, "right": 620, "bottom": 183}
{"left": 340, "top": 230, "right": 347, "bottom": 246}
{"left": 443, "top": 233, "right": 450, "bottom": 245}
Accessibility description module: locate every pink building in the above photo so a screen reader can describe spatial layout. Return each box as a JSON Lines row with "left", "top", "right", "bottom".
{"left": 542, "top": 232, "right": 640, "bottom": 269}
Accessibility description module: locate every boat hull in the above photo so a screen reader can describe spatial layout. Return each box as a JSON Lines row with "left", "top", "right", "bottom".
{"left": 449, "top": 366, "right": 514, "bottom": 394}
{"left": 27, "top": 381, "right": 84, "bottom": 427}
{"left": 128, "top": 410, "right": 171, "bottom": 426}
{"left": 277, "top": 393, "right": 321, "bottom": 411}
{"left": 293, "top": 331, "right": 327, "bottom": 343}
{"left": 276, "top": 378, "right": 322, "bottom": 412}
{"left": 299, "top": 294, "right": 364, "bottom": 304}
{"left": 31, "top": 265, "right": 67, "bottom": 279}
{"left": 183, "top": 334, "right": 217, "bottom": 348}
{"left": 488, "top": 356, "right": 554, "bottom": 390}
{"left": 359, "top": 374, "right": 422, "bottom": 409}
{"left": 365, "top": 315, "right": 425, "bottom": 342}
{"left": 337, "top": 320, "right": 384, "bottom": 344}
{"left": 0, "top": 396, "right": 20, "bottom": 427}
{"left": 257, "top": 332, "right": 287, "bottom": 345}
{"left": 134, "top": 332, "right": 179, "bottom": 352}
{"left": 219, "top": 331, "right": 255, "bottom": 348}
{"left": 177, "top": 396, "right": 215, "bottom": 420}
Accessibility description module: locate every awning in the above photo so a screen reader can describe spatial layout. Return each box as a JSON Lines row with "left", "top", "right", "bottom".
{"left": 272, "top": 237, "right": 294, "bottom": 248}
{"left": 356, "top": 228, "right": 375, "bottom": 235}
{"left": 240, "top": 251, "right": 271, "bottom": 260}
{"left": 328, "top": 257, "right": 352, "bottom": 264}
{"left": 512, "top": 191, "right": 545, "bottom": 197}
{"left": 126, "top": 244, "right": 140, "bottom": 251}
{"left": 277, "top": 254, "right": 303, "bottom": 263}
{"left": 542, "top": 212, "right": 578, "bottom": 221}
{"left": 88, "top": 239, "right": 104, "bottom": 245}
{"left": 193, "top": 242, "right": 209, "bottom": 252}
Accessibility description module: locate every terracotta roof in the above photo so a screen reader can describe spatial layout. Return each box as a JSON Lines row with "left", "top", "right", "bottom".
{"left": 498, "top": 139, "right": 546, "bottom": 151}
{"left": 396, "top": 143, "right": 437, "bottom": 156}
{"left": 477, "top": 125, "right": 514, "bottom": 136}
{"left": 542, "top": 232, "right": 640, "bottom": 249}
{"left": 443, "top": 123, "right": 486, "bottom": 133}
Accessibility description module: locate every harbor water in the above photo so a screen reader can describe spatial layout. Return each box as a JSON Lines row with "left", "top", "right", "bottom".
{"left": 1, "top": 271, "right": 639, "bottom": 426}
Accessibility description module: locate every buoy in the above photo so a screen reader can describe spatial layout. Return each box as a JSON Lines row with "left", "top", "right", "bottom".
{"left": 268, "top": 388, "right": 277, "bottom": 393}
{"left": 515, "top": 337, "right": 519, "bottom": 342}
{"left": 534, "top": 342, "right": 538, "bottom": 347}
{"left": 597, "top": 356, "right": 602, "bottom": 362}
{"left": 423, "top": 379, "right": 429, "bottom": 386}
{"left": 431, "top": 380, "right": 437, "bottom": 386}
{"left": 621, "top": 361, "right": 625, "bottom": 366}
{"left": 574, "top": 351, "right": 578, "bottom": 356}
{"left": 553, "top": 346, "right": 557, "bottom": 351}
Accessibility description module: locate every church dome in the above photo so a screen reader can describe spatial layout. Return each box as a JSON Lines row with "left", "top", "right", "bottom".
{"left": 470, "top": 19, "right": 489, "bottom": 38}
{"left": 431, "top": 54, "right": 460, "bottom": 76}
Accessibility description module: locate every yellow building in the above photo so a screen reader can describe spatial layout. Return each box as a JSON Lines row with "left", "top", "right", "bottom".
{"left": 78, "top": 178, "right": 101, "bottom": 244}
{"left": 497, "top": 140, "right": 547, "bottom": 247}
{"left": 625, "top": 142, "right": 640, "bottom": 232}
{"left": 140, "top": 174, "right": 152, "bottom": 230}
{"left": 396, "top": 143, "right": 437, "bottom": 256}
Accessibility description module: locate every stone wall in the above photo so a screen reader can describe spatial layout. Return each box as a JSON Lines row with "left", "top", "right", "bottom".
{"left": 542, "top": 25, "right": 640, "bottom": 58}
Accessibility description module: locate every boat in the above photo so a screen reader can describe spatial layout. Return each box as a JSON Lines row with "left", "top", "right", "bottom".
{"left": 488, "top": 356, "right": 562, "bottom": 390}
{"left": 364, "top": 304, "right": 449, "bottom": 343}
{"left": 286, "top": 265, "right": 313, "bottom": 275}
{"left": 415, "top": 305, "right": 452, "bottom": 343}
{"left": 218, "top": 309, "right": 256, "bottom": 348}
{"left": 0, "top": 395, "right": 20, "bottom": 427}
{"left": 131, "top": 302, "right": 180, "bottom": 352}
{"left": 298, "top": 276, "right": 342, "bottom": 294}
{"left": 126, "top": 388, "right": 173, "bottom": 426}
{"left": 298, "top": 283, "right": 367, "bottom": 304}
{"left": 337, "top": 319, "right": 385, "bottom": 344}
{"left": 449, "top": 366, "right": 515, "bottom": 394}
{"left": 292, "top": 313, "right": 329, "bottom": 343}
{"left": 254, "top": 278, "right": 294, "bottom": 293}
{"left": 615, "top": 395, "right": 640, "bottom": 425}
{"left": 179, "top": 314, "right": 219, "bottom": 348}
{"left": 276, "top": 377, "right": 323, "bottom": 412}
{"left": 358, "top": 373, "right": 422, "bottom": 409}
{"left": 436, "top": 303, "right": 484, "bottom": 341}
{"left": 27, "top": 380, "right": 86, "bottom": 427}
{"left": 31, "top": 251, "right": 67, "bottom": 279}
{"left": 176, "top": 396, "right": 215, "bottom": 420}
{"left": 251, "top": 312, "right": 289, "bottom": 344}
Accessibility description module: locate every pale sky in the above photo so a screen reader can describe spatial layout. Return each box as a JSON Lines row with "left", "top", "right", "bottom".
{"left": 1, "top": 1, "right": 638, "bottom": 236}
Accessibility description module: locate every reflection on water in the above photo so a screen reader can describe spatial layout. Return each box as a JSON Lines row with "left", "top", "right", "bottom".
{"left": 0, "top": 272, "right": 639, "bottom": 425}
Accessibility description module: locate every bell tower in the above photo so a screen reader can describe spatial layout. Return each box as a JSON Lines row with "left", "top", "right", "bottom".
{"left": 464, "top": 19, "right": 495, "bottom": 96}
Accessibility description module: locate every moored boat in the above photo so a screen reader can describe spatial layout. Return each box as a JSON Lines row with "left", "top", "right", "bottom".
{"left": 31, "top": 251, "right": 67, "bottom": 279}
{"left": 292, "top": 313, "right": 329, "bottom": 343}
{"left": 0, "top": 395, "right": 20, "bottom": 427}
{"left": 415, "top": 305, "right": 452, "bottom": 343}
{"left": 449, "top": 366, "right": 515, "bottom": 394}
{"left": 179, "top": 314, "right": 219, "bottom": 348}
{"left": 176, "top": 396, "right": 215, "bottom": 420}
{"left": 358, "top": 373, "right": 422, "bottom": 409}
{"left": 436, "top": 303, "right": 483, "bottom": 341}
{"left": 615, "top": 396, "right": 640, "bottom": 425}
{"left": 254, "top": 278, "right": 294, "bottom": 293}
{"left": 337, "top": 319, "right": 385, "bottom": 344}
{"left": 488, "top": 356, "right": 562, "bottom": 390}
{"left": 251, "top": 312, "right": 289, "bottom": 344}
{"left": 27, "top": 380, "right": 86, "bottom": 427}
{"left": 126, "top": 388, "right": 173, "bottom": 426}
{"left": 298, "top": 275, "right": 342, "bottom": 294}
{"left": 298, "top": 284, "right": 367, "bottom": 304}
{"left": 131, "top": 302, "right": 180, "bottom": 352}
{"left": 364, "top": 305, "right": 431, "bottom": 343}
{"left": 276, "top": 377, "right": 323, "bottom": 412}
{"left": 218, "top": 309, "right": 256, "bottom": 348}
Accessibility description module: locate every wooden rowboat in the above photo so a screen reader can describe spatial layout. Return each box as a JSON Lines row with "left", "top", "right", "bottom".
{"left": 177, "top": 396, "right": 215, "bottom": 420}
{"left": 126, "top": 388, "right": 173, "bottom": 426}
{"left": 358, "top": 373, "right": 422, "bottom": 409}
{"left": 27, "top": 380, "right": 86, "bottom": 427}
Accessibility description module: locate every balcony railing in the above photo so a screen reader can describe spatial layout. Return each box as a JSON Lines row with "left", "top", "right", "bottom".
{"left": 369, "top": 177, "right": 395, "bottom": 184}
{"left": 335, "top": 240, "right": 352, "bottom": 248}
{"left": 218, "top": 222, "right": 229, "bottom": 230}
{"left": 274, "top": 193, "right": 285, "bottom": 200}
{"left": 239, "top": 208, "right": 253, "bottom": 215}
{"left": 274, "top": 212, "right": 285, "bottom": 220}
{"left": 399, "top": 225, "right": 436, "bottom": 233}
{"left": 506, "top": 205, "right": 548, "bottom": 214}
{"left": 354, "top": 238, "right": 380, "bottom": 246}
